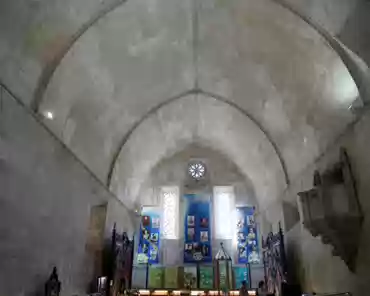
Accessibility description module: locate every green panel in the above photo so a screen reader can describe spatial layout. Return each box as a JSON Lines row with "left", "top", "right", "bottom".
{"left": 183, "top": 266, "right": 197, "bottom": 289}
{"left": 164, "top": 267, "right": 179, "bottom": 288}
{"left": 233, "top": 266, "right": 249, "bottom": 289}
{"left": 218, "top": 263, "right": 232, "bottom": 289}
{"left": 149, "top": 266, "right": 164, "bottom": 289}
{"left": 199, "top": 266, "right": 214, "bottom": 289}
{"left": 219, "top": 263, "right": 227, "bottom": 289}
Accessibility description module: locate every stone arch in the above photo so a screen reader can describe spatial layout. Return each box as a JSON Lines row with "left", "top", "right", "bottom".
{"left": 137, "top": 142, "right": 258, "bottom": 208}
{"left": 271, "top": 0, "right": 370, "bottom": 103}
{"left": 30, "top": 0, "right": 369, "bottom": 114}
{"left": 109, "top": 93, "right": 287, "bottom": 210}
{"left": 106, "top": 89, "right": 290, "bottom": 188}
{"left": 30, "top": 0, "right": 129, "bottom": 111}
{"left": 35, "top": 0, "right": 360, "bottom": 195}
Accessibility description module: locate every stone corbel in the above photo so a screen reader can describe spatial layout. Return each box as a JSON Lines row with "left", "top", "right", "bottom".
{"left": 297, "top": 148, "right": 363, "bottom": 272}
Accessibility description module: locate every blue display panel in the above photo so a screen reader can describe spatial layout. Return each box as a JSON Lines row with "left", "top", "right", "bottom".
{"left": 183, "top": 194, "right": 212, "bottom": 263}
{"left": 236, "top": 207, "right": 260, "bottom": 264}
{"left": 137, "top": 208, "right": 160, "bottom": 264}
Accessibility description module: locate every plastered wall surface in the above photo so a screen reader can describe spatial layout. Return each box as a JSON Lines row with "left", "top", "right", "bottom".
{"left": 0, "top": 88, "right": 134, "bottom": 296}
{"left": 269, "top": 109, "right": 370, "bottom": 295}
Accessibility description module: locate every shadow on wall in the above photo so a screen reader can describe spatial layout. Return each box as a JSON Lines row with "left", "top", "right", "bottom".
{"left": 337, "top": 0, "right": 370, "bottom": 66}
{"left": 27, "top": 282, "right": 45, "bottom": 296}
{"left": 285, "top": 235, "right": 306, "bottom": 292}
{"left": 282, "top": 201, "right": 300, "bottom": 233}
{"left": 278, "top": 110, "right": 370, "bottom": 295}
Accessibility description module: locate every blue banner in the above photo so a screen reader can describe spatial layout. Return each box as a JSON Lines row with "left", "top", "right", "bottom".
{"left": 183, "top": 194, "right": 212, "bottom": 263}
{"left": 236, "top": 207, "right": 260, "bottom": 264}
{"left": 137, "top": 208, "right": 160, "bottom": 264}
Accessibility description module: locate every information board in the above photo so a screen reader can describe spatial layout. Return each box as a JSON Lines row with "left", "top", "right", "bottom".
{"left": 137, "top": 207, "right": 161, "bottom": 264}
{"left": 236, "top": 207, "right": 260, "bottom": 264}
{"left": 183, "top": 194, "right": 212, "bottom": 263}
{"left": 199, "top": 266, "right": 214, "bottom": 289}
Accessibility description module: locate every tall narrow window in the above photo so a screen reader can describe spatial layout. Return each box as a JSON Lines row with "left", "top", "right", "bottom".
{"left": 214, "top": 186, "right": 235, "bottom": 239}
{"left": 161, "top": 186, "right": 179, "bottom": 239}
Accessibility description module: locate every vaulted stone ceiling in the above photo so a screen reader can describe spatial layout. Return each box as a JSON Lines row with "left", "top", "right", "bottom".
{"left": 0, "top": 0, "right": 367, "bottom": 209}
{"left": 283, "top": 0, "right": 370, "bottom": 64}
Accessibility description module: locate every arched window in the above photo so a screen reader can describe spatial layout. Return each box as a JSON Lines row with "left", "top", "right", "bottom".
{"left": 213, "top": 186, "right": 235, "bottom": 239}
{"left": 160, "top": 186, "right": 179, "bottom": 239}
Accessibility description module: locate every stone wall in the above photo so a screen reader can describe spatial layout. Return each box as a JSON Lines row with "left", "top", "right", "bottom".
{"left": 131, "top": 144, "right": 265, "bottom": 288}
{"left": 265, "top": 109, "right": 370, "bottom": 295}
{"left": 1, "top": 0, "right": 358, "bottom": 214}
{"left": 281, "top": 0, "right": 370, "bottom": 66}
{"left": 0, "top": 86, "right": 134, "bottom": 296}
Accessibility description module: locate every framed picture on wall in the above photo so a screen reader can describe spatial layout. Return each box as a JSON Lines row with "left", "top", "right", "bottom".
{"left": 187, "top": 228, "right": 195, "bottom": 240}
{"left": 200, "top": 218, "right": 209, "bottom": 227}
{"left": 142, "top": 216, "right": 150, "bottom": 227}
{"left": 238, "top": 247, "right": 247, "bottom": 258}
{"left": 247, "top": 228, "right": 256, "bottom": 239}
{"left": 237, "top": 218, "right": 244, "bottom": 229}
{"left": 150, "top": 233, "right": 159, "bottom": 242}
{"left": 152, "top": 217, "right": 160, "bottom": 228}
{"left": 187, "top": 215, "right": 195, "bottom": 226}
{"left": 238, "top": 232, "right": 245, "bottom": 241}
{"left": 185, "top": 243, "right": 193, "bottom": 251}
{"left": 247, "top": 215, "right": 255, "bottom": 226}
{"left": 200, "top": 231, "right": 208, "bottom": 242}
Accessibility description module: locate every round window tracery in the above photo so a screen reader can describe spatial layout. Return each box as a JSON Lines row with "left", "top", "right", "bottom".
{"left": 188, "top": 162, "right": 206, "bottom": 179}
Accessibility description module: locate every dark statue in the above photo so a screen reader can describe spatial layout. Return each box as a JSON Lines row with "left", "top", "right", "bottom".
{"left": 45, "top": 267, "right": 61, "bottom": 296}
